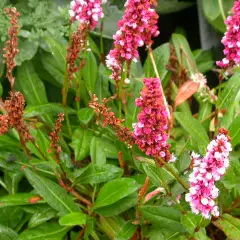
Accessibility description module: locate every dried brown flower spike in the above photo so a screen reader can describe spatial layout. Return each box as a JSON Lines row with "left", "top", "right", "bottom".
{"left": 67, "top": 24, "right": 88, "bottom": 83}
{"left": 49, "top": 113, "right": 65, "bottom": 164}
{"left": 3, "top": 7, "right": 20, "bottom": 90}
{"left": 4, "top": 91, "right": 32, "bottom": 142}
{"left": 89, "top": 94, "right": 135, "bottom": 147}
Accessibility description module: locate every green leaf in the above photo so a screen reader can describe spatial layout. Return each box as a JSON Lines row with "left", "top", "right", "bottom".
{"left": 93, "top": 5, "right": 123, "bottom": 39}
{"left": 95, "top": 193, "right": 138, "bottom": 217}
{"left": 74, "top": 164, "right": 123, "bottom": 185}
{"left": 0, "top": 207, "right": 24, "bottom": 229}
{"left": 77, "top": 107, "right": 94, "bottom": 125}
{"left": 126, "top": 79, "right": 143, "bottom": 127}
{"left": 176, "top": 152, "right": 191, "bottom": 173}
{"left": 143, "top": 163, "right": 175, "bottom": 187}
{"left": 28, "top": 206, "right": 57, "bottom": 229}
{"left": 144, "top": 43, "right": 170, "bottom": 79}
{"left": 0, "top": 193, "right": 45, "bottom": 207}
{"left": 70, "top": 128, "right": 94, "bottom": 161}
{"left": 202, "top": 0, "right": 234, "bottom": 33}
{"left": 213, "top": 214, "right": 240, "bottom": 240}
{"left": 174, "top": 112, "right": 209, "bottom": 149}
{"left": 82, "top": 51, "right": 98, "bottom": 96}
{"left": 24, "top": 168, "right": 79, "bottom": 216}
{"left": 90, "top": 137, "right": 106, "bottom": 165}
{"left": 95, "top": 64, "right": 114, "bottom": 106}
{"left": 156, "top": 0, "right": 194, "bottom": 14}
{"left": 59, "top": 212, "right": 87, "bottom": 226}
{"left": 140, "top": 206, "right": 185, "bottom": 233}
{"left": 181, "top": 211, "right": 202, "bottom": 234}
{"left": 0, "top": 224, "right": 19, "bottom": 240}
{"left": 91, "top": 136, "right": 118, "bottom": 159}
{"left": 16, "top": 61, "right": 48, "bottom": 105}
{"left": 24, "top": 103, "right": 75, "bottom": 118}
{"left": 148, "top": 228, "right": 185, "bottom": 240}
{"left": 194, "top": 49, "right": 214, "bottom": 73}
{"left": 198, "top": 102, "right": 212, "bottom": 130}
{"left": 172, "top": 34, "right": 196, "bottom": 74}
{"left": 88, "top": 36, "right": 100, "bottom": 57}
{"left": 44, "top": 37, "right": 66, "bottom": 71}
{"left": 4, "top": 171, "right": 23, "bottom": 194}
{"left": 194, "top": 228, "right": 211, "bottom": 240}
{"left": 114, "top": 221, "right": 137, "bottom": 240}
{"left": 217, "top": 74, "right": 240, "bottom": 110}
{"left": 19, "top": 222, "right": 69, "bottom": 240}
{"left": 15, "top": 38, "right": 38, "bottom": 65}
{"left": 229, "top": 115, "right": 240, "bottom": 147}
{"left": 40, "top": 52, "right": 64, "bottom": 87}
{"left": 94, "top": 178, "right": 141, "bottom": 209}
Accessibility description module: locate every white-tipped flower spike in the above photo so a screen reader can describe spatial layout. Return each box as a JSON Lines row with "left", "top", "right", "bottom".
{"left": 185, "top": 128, "right": 232, "bottom": 219}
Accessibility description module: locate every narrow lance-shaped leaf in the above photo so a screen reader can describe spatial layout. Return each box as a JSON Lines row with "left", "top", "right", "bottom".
{"left": 174, "top": 112, "right": 209, "bottom": 148}
{"left": 94, "top": 178, "right": 141, "bottom": 209}
{"left": 213, "top": 214, "right": 240, "bottom": 240}
{"left": 24, "top": 168, "right": 80, "bottom": 216}
{"left": 19, "top": 222, "right": 69, "bottom": 240}
{"left": 217, "top": 73, "right": 240, "bottom": 110}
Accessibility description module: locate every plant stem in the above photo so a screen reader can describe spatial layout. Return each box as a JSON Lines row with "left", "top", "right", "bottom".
{"left": 149, "top": 48, "right": 171, "bottom": 121}
{"left": 157, "top": 157, "right": 189, "bottom": 190}
{"left": 100, "top": 18, "right": 104, "bottom": 56}
{"left": 71, "top": 188, "right": 92, "bottom": 206}
{"left": 218, "top": 0, "right": 226, "bottom": 21}
{"left": 64, "top": 108, "right": 73, "bottom": 137}
{"left": 76, "top": 70, "right": 82, "bottom": 111}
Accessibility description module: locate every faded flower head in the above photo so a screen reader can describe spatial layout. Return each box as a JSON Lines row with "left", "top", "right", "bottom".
{"left": 190, "top": 72, "right": 217, "bottom": 103}
{"left": 69, "top": 0, "right": 104, "bottom": 30}
{"left": 3, "top": 7, "right": 20, "bottom": 89}
{"left": 133, "top": 78, "right": 171, "bottom": 163}
{"left": 216, "top": 0, "right": 240, "bottom": 68}
{"left": 185, "top": 128, "right": 232, "bottom": 219}
{"left": 106, "top": 0, "right": 159, "bottom": 83}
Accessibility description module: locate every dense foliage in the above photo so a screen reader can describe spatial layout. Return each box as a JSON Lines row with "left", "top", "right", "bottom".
{"left": 0, "top": 0, "right": 239, "bottom": 240}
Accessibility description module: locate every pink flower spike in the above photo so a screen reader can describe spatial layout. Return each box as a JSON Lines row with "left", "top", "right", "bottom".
{"left": 106, "top": 0, "right": 159, "bottom": 84}
{"left": 69, "top": 0, "right": 104, "bottom": 30}
{"left": 217, "top": 0, "right": 240, "bottom": 69}
{"left": 185, "top": 128, "right": 232, "bottom": 219}
{"left": 133, "top": 78, "right": 171, "bottom": 163}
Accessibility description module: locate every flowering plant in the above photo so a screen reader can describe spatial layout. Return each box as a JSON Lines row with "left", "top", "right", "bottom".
{"left": 0, "top": 0, "right": 239, "bottom": 239}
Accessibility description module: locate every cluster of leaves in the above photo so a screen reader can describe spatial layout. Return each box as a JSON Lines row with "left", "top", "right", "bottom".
{"left": 0, "top": 0, "right": 239, "bottom": 240}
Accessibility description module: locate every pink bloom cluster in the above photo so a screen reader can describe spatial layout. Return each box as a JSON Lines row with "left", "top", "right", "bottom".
{"left": 133, "top": 78, "right": 171, "bottom": 162}
{"left": 217, "top": 0, "right": 240, "bottom": 68}
{"left": 185, "top": 129, "right": 232, "bottom": 219}
{"left": 106, "top": 0, "right": 159, "bottom": 82}
{"left": 69, "top": 0, "right": 104, "bottom": 30}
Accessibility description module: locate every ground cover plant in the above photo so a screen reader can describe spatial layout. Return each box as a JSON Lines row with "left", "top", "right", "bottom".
{"left": 0, "top": 0, "right": 239, "bottom": 239}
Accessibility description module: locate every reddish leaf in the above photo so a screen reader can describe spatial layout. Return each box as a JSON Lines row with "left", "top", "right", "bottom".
{"left": 175, "top": 81, "right": 200, "bottom": 107}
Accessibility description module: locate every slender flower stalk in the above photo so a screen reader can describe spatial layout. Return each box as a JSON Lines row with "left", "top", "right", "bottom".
{"left": 106, "top": 0, "right": 159, "bottom": 85}
{"left": 133, "top": 78, "right": 171, "bottom": 164}
{"left": 185, "top": 128, "right": 232, "bottom": 219}
{"left": 217, "top": 0, "right": 240, "bottom": 69}
{"left": 3, "top": 7, "right": 20, "bottom": 90}
{"left": 89, "top": 94, "right": 135, "bottom": 147}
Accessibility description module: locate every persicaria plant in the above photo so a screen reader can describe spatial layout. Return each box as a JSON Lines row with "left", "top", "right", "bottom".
{"left": 0, "top": 1, "right": 239, "bottom": 239}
